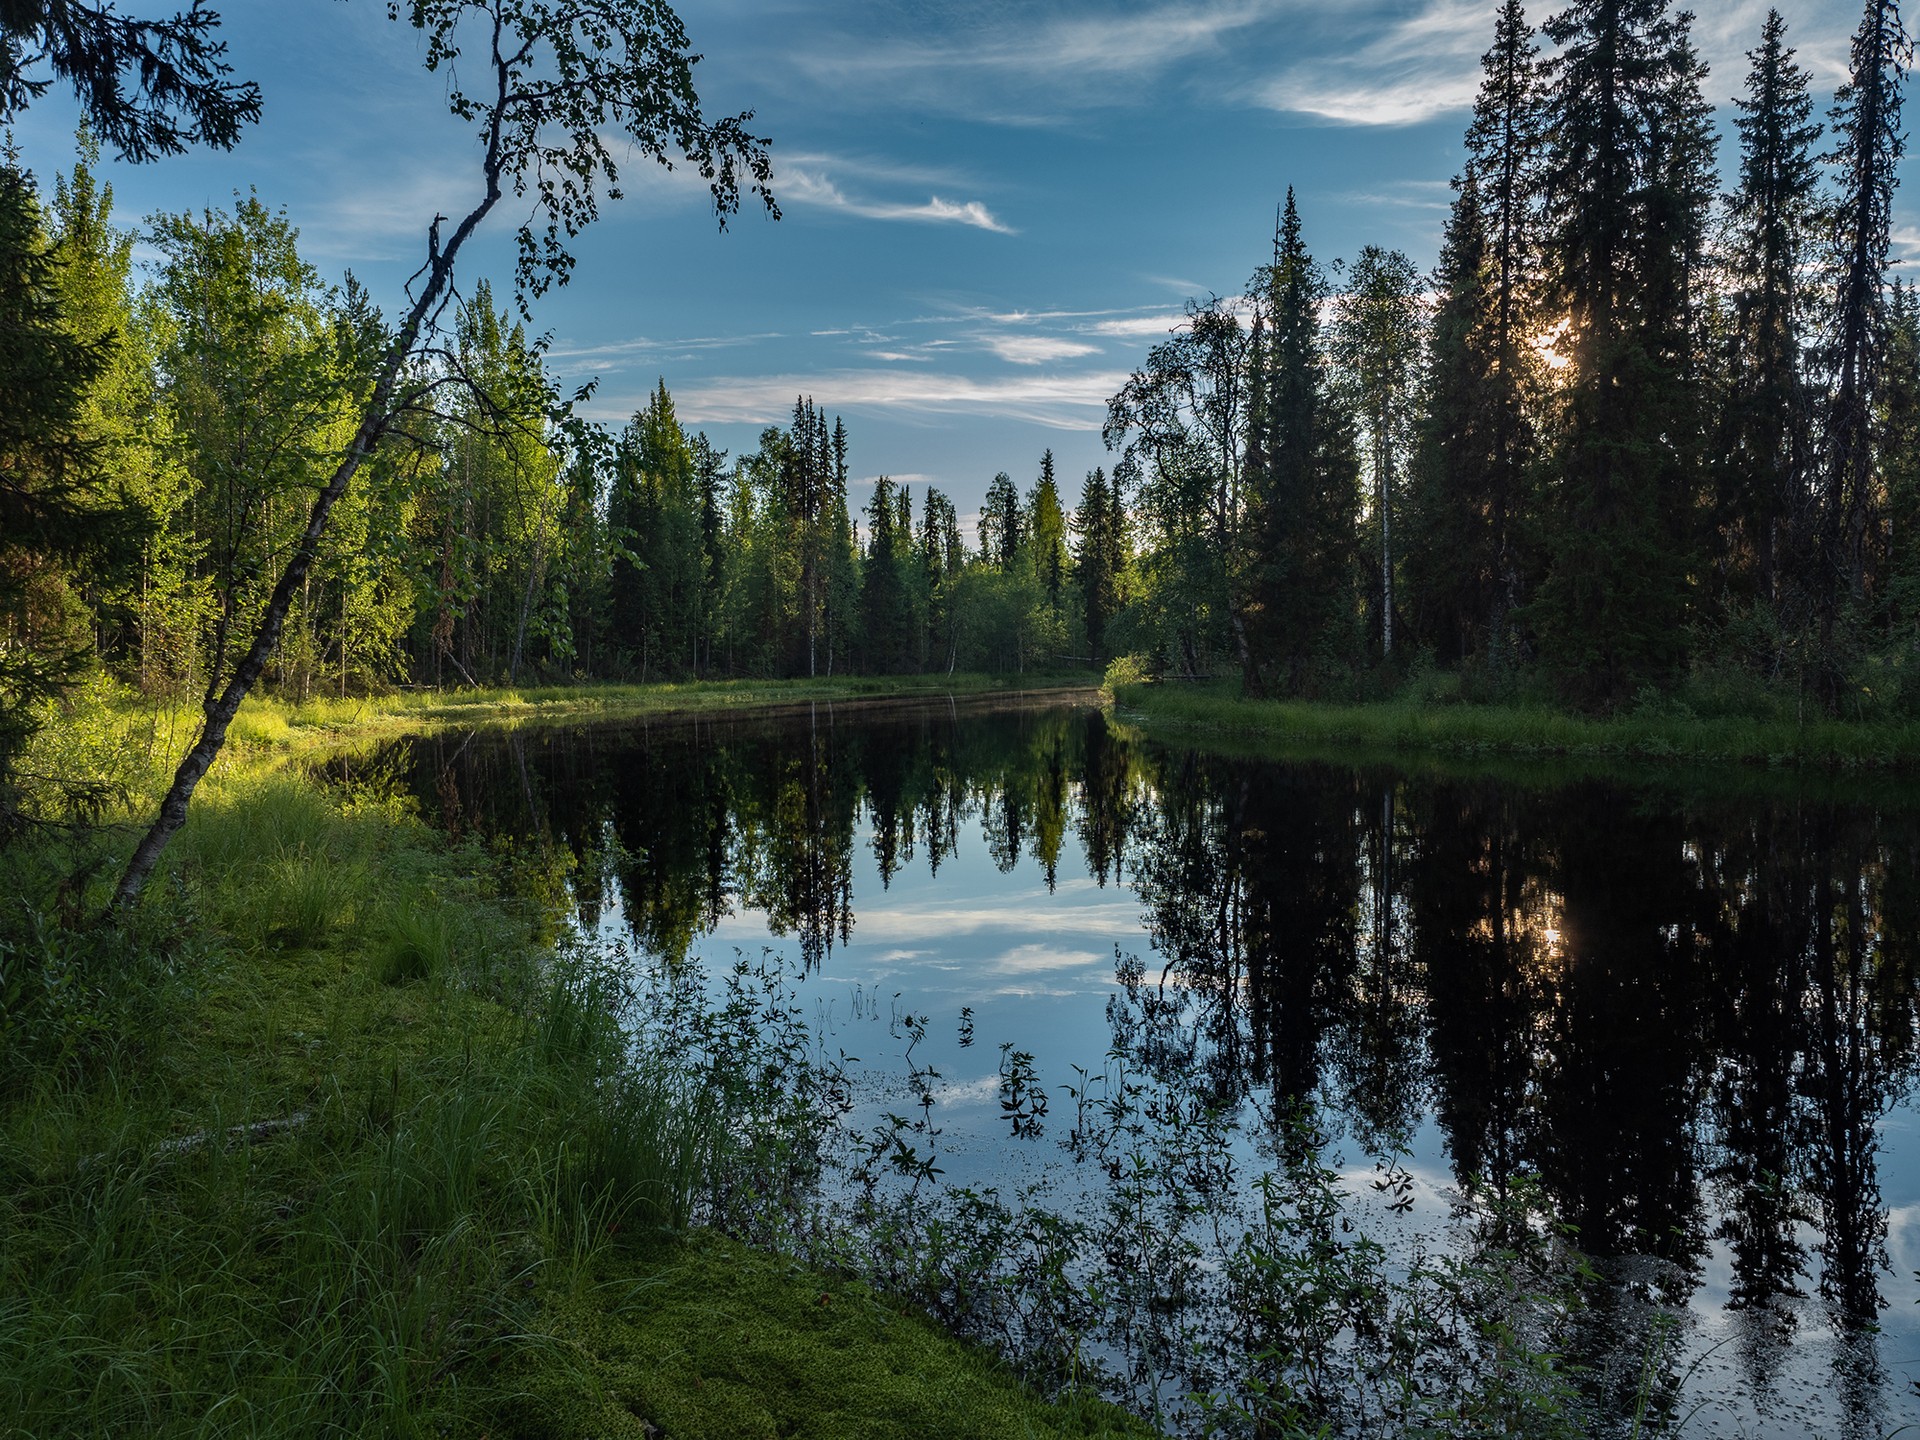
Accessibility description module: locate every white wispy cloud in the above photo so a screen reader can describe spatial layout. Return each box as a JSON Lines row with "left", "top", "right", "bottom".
{"left": 545, "top": 330, "right": 784, "bottom": 366}
{"left": 1252, "top": 0, "right": 1489, "bottom": 126}
{"left": 292, "top": 157, "right": 482, "bottom": 261}
{"left": 1333, "top": 179, "right": 1456, "bottom": 213}
{"left": 993, "top": 943, "right": 1108, "bottom": 974}
{"left": 803, "top": 0, "right": 1291, "bottom": 83}
{"left": 1690, "top": 0, "right": 1858, "bottom": 88}
{"left": 780, "top": 164, "right": 1015, "bottom": 234}
{"left": 1084, "top": 313, "right": 1188, "bottom": 337}
{"left": 666, "top": 367, "right": 1131, "bottom": 430}
{"left": 791, "top": 0, "right": 1304, "bottom": 118}
{"left": 728, "top": 891, "right": 1143, "bottom": 946}
{"left": 980, "top": 334, "right": 1101, "bottom": 365}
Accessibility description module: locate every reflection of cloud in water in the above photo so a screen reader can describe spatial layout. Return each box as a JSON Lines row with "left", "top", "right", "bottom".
{"left": 1886, "top": 1200, "right": 1920, "bottom": 1278}
{"left": 938, "top": 1074, "right": 1003, "bottom": 1110}
{"left": 994, "top": 943, "right": 1106, "bottom": 974}
{"left": 704, "top": 890, "right": 1141, "bottom": 949}
{"left": 844, "top": 896, "right": 1141, "bottom": 944}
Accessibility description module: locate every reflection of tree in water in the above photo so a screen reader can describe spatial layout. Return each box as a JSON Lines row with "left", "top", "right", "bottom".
{"left": 359, "top": 700, "right": 1113, "bottom": 973}
{"left": 752, "top": 707, "right": 856, "bottom": 968}
{"left": 1075, "top": 709, "right": 1140, "bottom": 886}
{"left": 1120, "top": 751, "right": 1920, "bottom": 1419}
{"left": 336, "top": 709, "right": 1920, "bottom": 1415}
{"left": 1409, "top": 787, "right": 1554, "bottom": 1204}
{"left": 1535, "top": 787, "right": 1707, "bottom": 1270}
{"left": 1126, "top": 753, "right": 1369, "bottom": 1120}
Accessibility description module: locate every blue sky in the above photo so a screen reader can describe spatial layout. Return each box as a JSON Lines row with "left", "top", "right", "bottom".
{"left": 9, "top": 0, "right": 1911, "bottom": 526}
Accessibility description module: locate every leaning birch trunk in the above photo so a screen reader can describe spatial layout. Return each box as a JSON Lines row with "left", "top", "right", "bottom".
{"left": 112, "top": 175, "right": 504, "bottom": 913}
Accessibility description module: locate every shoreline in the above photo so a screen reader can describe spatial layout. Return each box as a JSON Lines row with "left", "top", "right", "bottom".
{"left": 1111, "top": 679, "right": 1920, "bottom": 771}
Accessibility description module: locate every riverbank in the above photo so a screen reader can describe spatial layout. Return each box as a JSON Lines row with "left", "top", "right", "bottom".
{"left": 223, "top": 672, "right": 1104, "bottom": 753}
{"left": 0, "top": 683, "right": 1142, "bottom": 1439}
{"left": 1112, "top": 678, "right": 1920, "bottom": 770}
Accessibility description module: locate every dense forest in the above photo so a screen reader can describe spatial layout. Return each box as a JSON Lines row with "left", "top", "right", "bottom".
{"left": 5, "top": 0, "right": 1920, "bottom": 771}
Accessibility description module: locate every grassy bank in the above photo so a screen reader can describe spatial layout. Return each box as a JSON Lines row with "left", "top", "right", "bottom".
{"left": 1113, "top": 678, "right": 1920, "bottom": 770}
{"left": 0, "top": 732, "right": 1143, "bottom": 1437}
{"left": 213, "top": 672, "right": 1102, "bottom": 755}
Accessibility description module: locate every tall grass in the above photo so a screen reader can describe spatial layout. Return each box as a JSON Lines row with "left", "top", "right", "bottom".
{"left": 0, "top": 761, "right": 719, "bottom": 1439}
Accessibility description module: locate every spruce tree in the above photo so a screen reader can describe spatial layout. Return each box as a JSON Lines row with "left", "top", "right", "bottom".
{"left": 1074, "top": 465, "right": 1131, "bottom": 663}
{"left": 1429, "top": 0, "right": 1543, "bottom": 667}
{"left": 1814, "top": 0, "right": 1911, "bottom": 702}
{"left": 1717, "top": 9, "right": 1822, "bottom": 623}
{"left": 1406, "top": 177, "right": 1505, "bottom": 665}
{"left": 610, "top": 380, "right": 700, "bottom": 679}
{"left": 859, "top": 476, "right": 909, "bottom": 672}
{"left": 919, "top": 486, "right": 964, "bottom": 672}
{"left": 1531, "top": 0, "right": 1715, "bottom": 705}
{"left": 1248, "top": 190, "right": 1360, "bottom": 694}
{"left": 1028, "top": 449, "right": 1069, "bottom": 613}
{"left": 692, "top": 433, "right": 728, "bottom": 674}
{"left": 980, "top": 471, "right": 1023, "bottom": 566}
{"left": 1330, "top": 245, "right": 1424, "bottom": 660}
{"left": 821, "top": 417, "right": 858, "bottom": 677}
{"left": 1881, "top": 280, "right": 1920, "bottom": 648}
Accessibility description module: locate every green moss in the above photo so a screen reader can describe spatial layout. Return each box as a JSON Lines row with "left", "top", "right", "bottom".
{"left": 511, "top": 1232, "right": 1150, "bottom": 1440}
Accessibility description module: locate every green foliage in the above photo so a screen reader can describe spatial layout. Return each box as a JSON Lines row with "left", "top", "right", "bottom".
{"left": 0, "top": 161, "right": 135, "bottom": 784}
{"left": 515, "top": 1231, "right": 1152, "bottom": 1440}
{"left": 1330, "top": 244, "right": 1423, "bottom": 661}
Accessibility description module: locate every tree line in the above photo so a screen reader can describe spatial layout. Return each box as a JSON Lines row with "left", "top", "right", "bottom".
{"left": 1, "top": 140, "right": 1135, "bottom": 724}
{"left": 6, "top": 0, "right": 1920, "bottom": 770}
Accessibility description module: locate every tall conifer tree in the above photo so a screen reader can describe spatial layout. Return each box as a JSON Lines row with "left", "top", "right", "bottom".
{"left": 1407, "top": 179, "right": 1505, "bottom": 664}
{"left": 1029, "top": 449, "right": 1069, "bottom": 613}
{"left": 1815, "top": 0, "right": 1911, "bottom": 700}
{"left": 1407, "top": 3, "right": 1544, "bottom": 669}
{"left": 0, "top": 163, "right": 127, "bottom": 777}
{"left": 1532, "top": 0, "right": 1715, "bottom": 704}
{"left": 980, "top": 471, "right": 1023, "bottom": 567}
{"left": 1248, "top": 190, "right": 1360, "bottom": 693}
{"left": 1718, "top": 10, "right": 1822, "bottom": 622}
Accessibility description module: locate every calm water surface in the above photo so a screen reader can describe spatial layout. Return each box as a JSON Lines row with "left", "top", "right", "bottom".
{"left": 340, "top": 695, "right": 1920, "bottom": 1437}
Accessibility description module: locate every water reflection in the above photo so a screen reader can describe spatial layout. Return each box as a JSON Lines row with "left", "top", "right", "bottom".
{"left": 330, "top": 698, "right": 1920, "bottom": 1431}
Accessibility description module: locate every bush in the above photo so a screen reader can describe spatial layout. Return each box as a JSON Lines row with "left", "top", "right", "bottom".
{"left": 1102, "top": 654, "right": 1152, "bottom": 693}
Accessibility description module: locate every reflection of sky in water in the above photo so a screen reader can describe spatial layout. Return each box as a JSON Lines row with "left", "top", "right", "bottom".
{"left": 578, "top": 805, "right": 1920, "bottom": 1439}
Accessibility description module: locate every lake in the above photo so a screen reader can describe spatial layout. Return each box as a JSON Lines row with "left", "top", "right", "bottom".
{"left": 333, "top": 692, "right": 1920, "bottom": 1438}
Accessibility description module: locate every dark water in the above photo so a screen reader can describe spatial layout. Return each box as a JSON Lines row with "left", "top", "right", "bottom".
{"left": 332, "top": 695, "right": 1920, "bottom": 1436}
